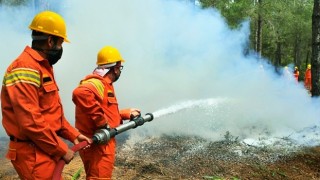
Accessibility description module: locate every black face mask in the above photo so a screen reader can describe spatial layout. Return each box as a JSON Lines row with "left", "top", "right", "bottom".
{"left": 46, "top": 47, "right": 63, "bottom": 66}
{"left": 112, "top": 68, "right": 121, "bottom": 82}
{"left": 114, "top": 73, "right": 120, "bottom": 82}
{"left": 32, "top": 46, "right": 63, "bottom": 66}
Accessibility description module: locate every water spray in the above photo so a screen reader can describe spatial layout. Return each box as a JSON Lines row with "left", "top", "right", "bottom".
{"left": 52, "top": 113, "right": 154, "bottom": 180}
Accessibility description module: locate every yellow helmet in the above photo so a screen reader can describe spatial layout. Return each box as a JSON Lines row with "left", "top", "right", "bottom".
{"left": 295, "top": 66, "right": 298, "bottom": 70}
{"left": 307, "top": 64, "right": 311, "bottom": 69}
{"left": 29, "top": 11, "right": 69, "bottom": 42}
{"left": 97, "top": 46, "right": 125, "bottom": 65}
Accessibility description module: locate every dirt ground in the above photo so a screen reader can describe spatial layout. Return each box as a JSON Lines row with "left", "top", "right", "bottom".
{"left": 1, "top": 135, "right": 320, "bottom": 180}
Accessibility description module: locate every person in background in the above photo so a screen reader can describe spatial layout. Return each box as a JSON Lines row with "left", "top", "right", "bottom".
{"left": 72, "top": 46, "right": 141, "bottom": 179}
{"left": 293, "top": 66, "right": 299, "bottom": 82}
{"left": 283, "top": 66, "right": 292, "bottom": 79}
{"left": 304, "top": 64, "right": 312, "bottom": 92}
{"left": 1, "top": 11, "right": 91, "bottom": 179}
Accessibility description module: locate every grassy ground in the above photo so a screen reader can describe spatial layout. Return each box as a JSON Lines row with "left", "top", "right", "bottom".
{"left": 1, "top": 135, "right": 320, "bottom": 180}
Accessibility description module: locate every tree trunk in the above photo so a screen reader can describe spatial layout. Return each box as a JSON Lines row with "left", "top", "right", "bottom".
{"left": 256, "top": 0, "right": 262, "bottom": 58}
{"left": 275, "top": 40, "right": 282, "bottom": 74}
{"left": 294, "top": 35, "right": 301, "bottom": 67}
{"left": 306, "top": 49, "right": 310, "bottom": 67}
{"left": 311, "top": 0, "right": 320, "bottom": 96}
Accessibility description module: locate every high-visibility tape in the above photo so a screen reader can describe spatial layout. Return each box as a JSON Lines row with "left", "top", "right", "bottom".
{"left": 3, "top": 68, "right": 40, "bottom": 87}
{"left": 81, "top": 78, "right": 104, "bottom": 99}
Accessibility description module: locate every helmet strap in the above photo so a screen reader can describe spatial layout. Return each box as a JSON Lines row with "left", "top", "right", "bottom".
{"left": 98, "top": 63, "right": 117, "bottom": 69}
{"left": 31, "top": 35, "right": 49, "bottom": 41}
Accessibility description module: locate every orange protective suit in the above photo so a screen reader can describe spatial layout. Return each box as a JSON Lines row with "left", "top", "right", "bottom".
{"left": 293, "top": 69, "right": 299, "bottom": 82}
{"left": 304, "top": 68, "right": 312, "bottom": 91}
{"left": 72, "top": 74, "right": 131, "bottom": 179}
{"left": 1, "top": 46, "right": 80, "bottom": 179}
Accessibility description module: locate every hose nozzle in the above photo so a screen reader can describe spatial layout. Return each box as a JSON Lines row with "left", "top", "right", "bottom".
{"left": 92, "top": 128, "right": 113, "bottom": 144}
{"left": 92, "top": 113, "right": 154, "bottom": 144}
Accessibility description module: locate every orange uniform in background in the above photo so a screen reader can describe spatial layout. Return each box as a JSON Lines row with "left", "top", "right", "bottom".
{"left": 1, "top": 46, "right": 80, "bottom": 179}
{"left": 72, "top": 46, "right": 140, "bottom": 179}
{"left": 293, "top": 67, "right": 299, "bottom": 82}
{"left": 304, "top": 64, "right": 312, "bottom": 91}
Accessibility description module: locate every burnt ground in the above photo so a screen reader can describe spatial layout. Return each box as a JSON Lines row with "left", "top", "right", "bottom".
{"left": 1, "top": 135, "right": 320, "bottom": 180}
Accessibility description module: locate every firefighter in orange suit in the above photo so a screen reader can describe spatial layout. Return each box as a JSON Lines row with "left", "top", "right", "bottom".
{"left": 293, "top": 66, "right": 299, "bottom": 82}
{"left": 72, "top": 46, "right": 141, "bottom": 179}
{"left": 304, "top": 64, "right": 312, "bottom": 91}
{"left": 1, "top": 11, "right": 91, "bottom": 179}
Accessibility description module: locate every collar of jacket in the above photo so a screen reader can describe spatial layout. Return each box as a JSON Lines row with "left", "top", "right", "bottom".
{"left": 85, "top": 74, "right": 112, "bottom": 84}
{"left": 24, "top": 46, "right": 46, "bottom": 63}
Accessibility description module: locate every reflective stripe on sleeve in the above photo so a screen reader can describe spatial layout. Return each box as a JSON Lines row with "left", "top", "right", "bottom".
{"left": 81, "top": 78, "right": 104, "bottom": 99}
{"left": 4, "top": 68, "right": 40, "bottom": 87}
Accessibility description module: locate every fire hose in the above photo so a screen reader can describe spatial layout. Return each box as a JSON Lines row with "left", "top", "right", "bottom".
{"left": 52, "top": 113, "right": 154, "bottom": 180}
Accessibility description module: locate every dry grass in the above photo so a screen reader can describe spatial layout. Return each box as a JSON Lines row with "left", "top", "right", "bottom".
{"left": 1, "top": 135, "right": 320, "bottom": 180}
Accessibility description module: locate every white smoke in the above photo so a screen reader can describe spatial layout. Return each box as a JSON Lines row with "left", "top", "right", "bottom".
{"left": 1, "top": 0, "right": 319, "bottom": 144}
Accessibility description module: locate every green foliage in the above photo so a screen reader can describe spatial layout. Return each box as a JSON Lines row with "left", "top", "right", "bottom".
{"left": 199, "top": 0, "right": 313, "bottom": 68}
{"left": 0, "top": 0, "right": 29, "bottom": 6}
{"left": 71, "top": 167, "right": 83, "bottom": 180}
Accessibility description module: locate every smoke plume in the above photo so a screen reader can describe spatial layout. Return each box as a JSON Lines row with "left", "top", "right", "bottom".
{"left": 0, "top": 0, "right": 319, "bottom": 144}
